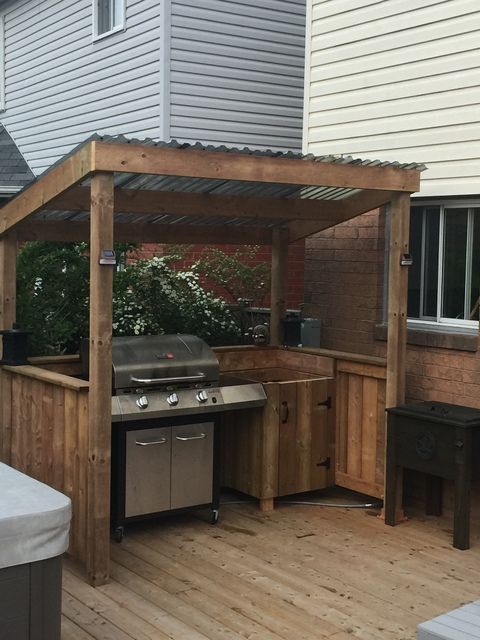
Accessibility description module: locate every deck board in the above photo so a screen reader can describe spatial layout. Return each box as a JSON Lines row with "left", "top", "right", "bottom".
{"left": 62, "top": 501, "right": 480, "bottom": 640}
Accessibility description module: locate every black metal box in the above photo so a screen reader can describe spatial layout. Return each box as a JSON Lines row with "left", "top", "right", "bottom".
{"left": 385, "top": 401, "right": 480, "bottom": 550}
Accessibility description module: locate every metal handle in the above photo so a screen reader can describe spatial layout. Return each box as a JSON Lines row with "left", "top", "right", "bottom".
{"left": 130, "top": 372, "right": 206, "bottom": 385}
{"left": 175, "top": 433, "right": 206, "bottom": 441}
{"left": 281, "top": 401, "right": 289, "bottom": 424}
{"left": 135, "top": 437, "right": 167, "bottom": 446}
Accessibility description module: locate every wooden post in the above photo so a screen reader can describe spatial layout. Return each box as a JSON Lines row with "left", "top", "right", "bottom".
{"left": 0, "top": 232, "right": 17, "bottom": 332}
{"left": 270, "top": 228, "right": 289, "bottom": 346}
{"left": 0, "top": 232, "right": 17, "bottom": 464}
{"left": 386, "top": 193, "right": 410, "bottom": 408}
{"left": 87, "top": 173, "right": 114, "bottom": 586}
{"left": 384, "top": 192, "right": 410, "bottom": 523}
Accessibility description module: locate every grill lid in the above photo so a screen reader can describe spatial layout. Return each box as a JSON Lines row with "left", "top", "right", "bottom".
{"left": 112, "top": 334, "right": 219, "bottom": 390}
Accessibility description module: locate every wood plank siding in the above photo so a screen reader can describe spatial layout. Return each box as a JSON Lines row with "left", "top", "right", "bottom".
{"left": 0, "top": 0, "right": 306, "bottom": 176}
{"left": 170, "top": 0, "right": 306, "bottom": 151}
{"left": 304, "top": 0, "right": 480, "bottom": 197}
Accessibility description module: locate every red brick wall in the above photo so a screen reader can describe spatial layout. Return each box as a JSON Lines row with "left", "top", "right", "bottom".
{"left": 304, "top": 209, "right": 387, "bottom": 356}
{"left": 135, "top": 241, "right": 305, "bottom": 309}
{"left": 305, "top": 209, "right": 480, "bottom": 407}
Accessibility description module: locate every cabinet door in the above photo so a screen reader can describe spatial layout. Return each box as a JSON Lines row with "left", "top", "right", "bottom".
{"left": 171, "top": 422, "right": 214, "bottom": 510}
{"left": 278, "top": 379, "right": 332, "bottom": 495}
{"left": 125, "top": 427, "right": 171, "bottom": 517}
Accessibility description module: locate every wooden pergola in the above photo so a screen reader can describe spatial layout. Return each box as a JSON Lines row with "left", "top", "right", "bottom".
{"left": 0, "top": 139, "right": 422, "bottom": 584}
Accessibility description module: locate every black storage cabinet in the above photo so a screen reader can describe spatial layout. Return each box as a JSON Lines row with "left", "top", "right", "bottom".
{"left": 385, "top": 401, "right": 480, "bottom": 550}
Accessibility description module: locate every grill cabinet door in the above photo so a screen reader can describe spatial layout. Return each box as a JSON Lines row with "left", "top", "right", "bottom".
{"left": 125, "top": 427, "right": 171, "bottom": 517}
{"left": 171, "top": 422, "right": 214, "bottom": 510}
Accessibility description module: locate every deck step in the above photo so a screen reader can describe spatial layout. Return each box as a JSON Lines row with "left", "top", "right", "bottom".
{"left": 418, "top": 601, "right": 480, "bottom": 639}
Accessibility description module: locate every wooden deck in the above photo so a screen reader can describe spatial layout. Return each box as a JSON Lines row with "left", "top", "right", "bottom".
{"left": 61, "top": 498, "right": 480, "bottom": 640}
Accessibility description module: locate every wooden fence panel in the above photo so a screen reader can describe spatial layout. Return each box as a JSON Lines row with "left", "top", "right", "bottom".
{"left": 0, "top": 366, "right": 89, "bottom": 564}
{"left": 335, "top": 360, "right": 386, "bottom": 499}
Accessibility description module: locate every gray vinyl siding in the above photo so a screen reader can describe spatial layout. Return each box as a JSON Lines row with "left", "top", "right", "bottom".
{"left": 0, "top": 0, "right": 162, "bottom": 175}
{"left": 304, "top": 0, "right": 480, "bottom": 197}
{"left": 170, "top": 0, "right": 306, "bottom": 152}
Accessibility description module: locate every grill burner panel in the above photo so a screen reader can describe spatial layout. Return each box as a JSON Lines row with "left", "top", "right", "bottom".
{"left": 109, "top": 334, "right": 266, "bottom": 422}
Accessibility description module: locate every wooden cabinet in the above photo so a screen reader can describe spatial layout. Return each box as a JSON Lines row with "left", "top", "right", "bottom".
{"left": 221, "top": 369, "right": 335, "bottom": 503}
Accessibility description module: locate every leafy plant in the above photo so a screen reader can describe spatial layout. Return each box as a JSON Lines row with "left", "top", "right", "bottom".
{"left": 16, "top": 242, "right": 90, "bottom": 355}
{"left": 113, "top": 256, "right": 240, "bottom": 345}
{"left": 193, "top": 246, "right": 270, "bottom": 307}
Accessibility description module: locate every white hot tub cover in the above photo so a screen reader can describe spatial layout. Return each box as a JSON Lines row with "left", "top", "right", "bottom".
{"left": 0, "top": 463, "right": 71, "bottom": 569}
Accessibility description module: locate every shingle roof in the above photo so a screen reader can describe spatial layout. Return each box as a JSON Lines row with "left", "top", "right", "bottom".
{"left": 0, "top": 125, "right": 35, "bottom": 192}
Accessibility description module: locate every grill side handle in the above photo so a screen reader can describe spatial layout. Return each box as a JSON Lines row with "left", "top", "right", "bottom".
{"left": 130, "top": 372, "right": 206, "bottom": 385}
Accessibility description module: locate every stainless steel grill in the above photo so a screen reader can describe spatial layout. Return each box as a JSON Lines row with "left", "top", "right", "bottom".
{"left": 103, "top": 334, "right": 266, "bottom": 540}
{"left": 108, "top": 334, "right": 266, "bottom": 421}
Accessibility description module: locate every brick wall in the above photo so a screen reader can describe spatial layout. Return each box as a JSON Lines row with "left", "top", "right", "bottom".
{"left": 305, "top": 210, "right": 480, "bottom": 407}
{"left": 135, "top": 241, "right": 305, "bottom": 309}
{"left": 304, "top": 209, "right": 387, "bottom": 356}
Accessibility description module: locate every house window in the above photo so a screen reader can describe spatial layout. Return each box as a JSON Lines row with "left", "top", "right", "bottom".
{"left": 408, "top": 203, "right": 480, "bottom": 327}
{"left": 93, "top": 0, "right": 125, "bottom": 39}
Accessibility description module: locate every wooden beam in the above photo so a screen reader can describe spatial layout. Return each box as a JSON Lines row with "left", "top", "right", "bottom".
{"left": 383, "top": 194, "right": 410, "bottom": 525}
{"left": 289, "top": 190, "right": 395, "bottom": 241}
{"left": 0, "top": 232, "right": 17, "bottom": 331}
{"left": 0, "top": 143, "right": 93, "bottom": 235}
{"left": 87, "top": 172, "right": 114, "bottom": 586}
{"left": 50, "top": 186, "right": 394, "bottom": 223}
{"left": 0, "top": 232, "right": 17, "bottom": 464}
{"left": 270, "top": 228, "right": 289, "bottom": 346}
{"left": 93, "top": 141, "right": 422, "bottom": 193}
{"left": 386, "top": 193, "right": 410, "bottom": 409}
{"left": 16, "top": 220, "right": 276, "bottom": 245}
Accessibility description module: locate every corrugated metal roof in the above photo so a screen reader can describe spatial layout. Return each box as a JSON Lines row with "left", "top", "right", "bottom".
{"left": 27, "top": 134, "right": 426, "bottom": 228}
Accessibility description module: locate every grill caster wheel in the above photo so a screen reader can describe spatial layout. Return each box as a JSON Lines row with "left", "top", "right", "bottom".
{"left": 211, "top": 509, "right": 219, "bottom": 525}
{"left": 113, "top": 526, "right": 125, "bottom": 543}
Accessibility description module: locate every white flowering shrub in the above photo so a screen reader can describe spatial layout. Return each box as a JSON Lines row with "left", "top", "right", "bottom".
{"left": 113, "top": 256, "right": 240, "bottom": 345}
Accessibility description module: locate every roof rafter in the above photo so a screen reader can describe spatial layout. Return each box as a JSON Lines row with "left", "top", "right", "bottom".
{"left": 289, "top": 190, "right": 396, "bottom": 241}
{"left": 16, "top": 220, "right": 275, "bottom": 245}
{"left": 49, "top": 187, "right": 394, "bottom": 223}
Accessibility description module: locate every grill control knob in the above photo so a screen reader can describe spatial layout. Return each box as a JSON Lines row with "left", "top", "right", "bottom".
{"left": 196, "top": 390, "right": 208, "bottom": 403}
{"left": 167, "top": 392, "right": 179, "bottom": 407}
{"left": 136, "top": 395, "right": 149, "bottom": 409}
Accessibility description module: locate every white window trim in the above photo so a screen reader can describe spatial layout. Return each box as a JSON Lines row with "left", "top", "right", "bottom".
{"left": 92, "top": 0, "right": 126, "bottom": 42}
{"left": 408, "top": 198, "right": 480, "bottom": 331}
{"left": 0, "top": 14, "right": 5, "bottom": 112}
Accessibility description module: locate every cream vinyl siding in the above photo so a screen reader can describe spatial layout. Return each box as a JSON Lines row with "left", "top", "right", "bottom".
{"left": 0, "top": 0, "right": 162, "bottom": 175}
{"left": 303, "top": 0, "right": 480, "bottom": 197}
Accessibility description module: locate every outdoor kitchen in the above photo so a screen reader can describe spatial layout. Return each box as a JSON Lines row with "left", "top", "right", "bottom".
{"left": 0, "top": 137, "right": 422, "bottom": 594}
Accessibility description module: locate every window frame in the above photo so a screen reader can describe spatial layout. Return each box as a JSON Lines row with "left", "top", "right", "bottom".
{"left": 92, "top": 0, "right": 126, "bottom": 42}
{"left": 407, "top": 198, "right": 480, "bottom": 330}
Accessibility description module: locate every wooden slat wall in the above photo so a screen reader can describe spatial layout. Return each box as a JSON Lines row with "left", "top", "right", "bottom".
{"left": 335, "top": 360, "right": 387, "bottom": 499}
{"left": 1, "top": 367, "right": 89, "bottom": 563}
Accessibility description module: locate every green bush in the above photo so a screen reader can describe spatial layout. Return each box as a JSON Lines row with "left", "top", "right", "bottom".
{"left": 16, "top": 242, "right": 90, "bottom": 355}
{"left": 16, "top": 243, "right": 241, "bottom": 355}
{"left": 113, "top": 255, "right": 240, "bottom": 346}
